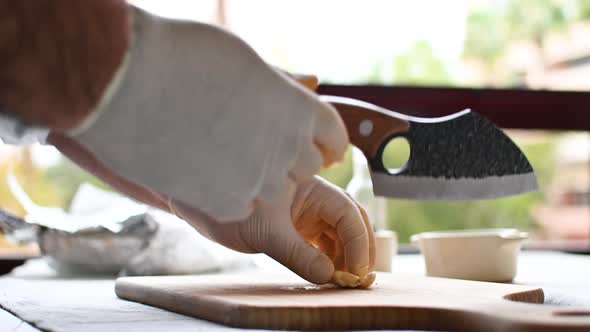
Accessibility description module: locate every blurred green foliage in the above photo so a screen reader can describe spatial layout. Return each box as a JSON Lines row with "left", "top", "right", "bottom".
{"left": 367, "top": 0, "right": 590, "bottom": 87}
{"left": 393, "top": 41, "right": 453, "bottom": 86}
{"left": 0, "top": 149, "right": 65, "bottom": 217}
{"left": 0, "top": 149, "right": 112, "bottom": 218}
{"left": 580, "top": 0, "right": 590, "bottom": 19}
{"left": 44, "top": 157, "right": 112, "bottom": 209}
{"left": 463, "top": 7, "right": 506, "bottom": 78}
{"left": 368, "top": 41, "right": 453, "bottom": 86}
{"left": 463, "top": 0, "right": 590, "bottom": 85}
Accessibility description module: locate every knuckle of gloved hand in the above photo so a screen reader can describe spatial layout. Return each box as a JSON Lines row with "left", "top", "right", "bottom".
{"left": 291, "top": 149, "right": 322, "bottom": 183}
{"left": 341, "top": 195, "right": 364, "bottom": 217}
{"left": 287, "top": 84, "right": 321, "bottom": 121}
{"left": 313, "top": 93, "right": 345, "bottom": 121}
{"left": 195, "top": 23, "right": 268, "bottom": 68}
{"left": 309, "top": 145, "right": 325, "bottom": 173}
{"left": 258, "top": 172, "right": 292, "bottom": 207}
{"left": 327, "top": 116, "right": 349, "bottom": 155}
{"left": 338, "top": 213, "right": 367, "bottom": 243}
{"left": 343, "top": 192, "right": 370, "bottom": 217}
{"left": 343, "top": 190, "right": 358, "bottom": 202}
{"left": 328, "top": 194, "right": 353, "bottom": 216}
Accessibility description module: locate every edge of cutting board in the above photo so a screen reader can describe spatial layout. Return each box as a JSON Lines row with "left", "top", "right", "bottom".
{"left": 115, "top": 273, "right": 590, "bottom": 331}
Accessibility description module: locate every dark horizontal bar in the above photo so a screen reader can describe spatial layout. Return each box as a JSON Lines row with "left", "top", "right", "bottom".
{"left": 317, "top": 85, "right": 590, "bottom": 131}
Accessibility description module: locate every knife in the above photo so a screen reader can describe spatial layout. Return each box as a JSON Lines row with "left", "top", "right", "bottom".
{"left": 320, "top": 95, "right": 538, "bottom": 200}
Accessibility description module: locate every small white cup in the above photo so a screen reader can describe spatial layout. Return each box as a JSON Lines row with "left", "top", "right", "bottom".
{"left": 411, "top": 229, "right": 528, "bottom": 282}
{"left": 374, "top": 230, "right": 397, "bottom": 272}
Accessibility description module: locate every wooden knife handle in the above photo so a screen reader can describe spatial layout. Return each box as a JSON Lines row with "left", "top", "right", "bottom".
{"left": 320, "top": 96, "right": 410, "bottom": 160}
{"left": 291, "top": 74, "right": 410, "bottom": 161}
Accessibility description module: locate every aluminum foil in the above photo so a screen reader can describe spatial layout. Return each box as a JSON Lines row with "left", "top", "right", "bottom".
{"left": 0, "top": 176, "right": 253, "bottom": 276}
{"left": 1, "top": 177, "right": 158, "bottom": 275}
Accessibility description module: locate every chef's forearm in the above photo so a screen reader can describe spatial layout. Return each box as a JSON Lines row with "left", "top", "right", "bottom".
{"left": 0, "top": 0, "right": 130, "bottom": 131}
{"left": 48, "top": 132, "right": 173, "bottom": 212}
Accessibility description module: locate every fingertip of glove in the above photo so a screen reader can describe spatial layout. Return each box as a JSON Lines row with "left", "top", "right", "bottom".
{"left": 308, "top": 254, "right": 335, "bottom": 285}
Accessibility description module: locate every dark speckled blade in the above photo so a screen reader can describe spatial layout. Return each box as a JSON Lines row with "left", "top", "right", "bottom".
{"left": 369, "top": 110, "right": 538, "bottom": 200}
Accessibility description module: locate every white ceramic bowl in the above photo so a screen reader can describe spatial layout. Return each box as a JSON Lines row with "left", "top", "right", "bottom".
{"left": 411, "top": 229, "right": 528, "bottom": 282}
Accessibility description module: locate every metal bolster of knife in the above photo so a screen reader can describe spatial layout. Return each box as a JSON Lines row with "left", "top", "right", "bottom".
{"left": 319, "top": 95, "right": 410, "bottom": 175}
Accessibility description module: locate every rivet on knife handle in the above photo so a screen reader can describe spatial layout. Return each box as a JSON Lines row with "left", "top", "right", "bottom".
{"left": 320, "top": 95, "right": 410, "bottom": 161}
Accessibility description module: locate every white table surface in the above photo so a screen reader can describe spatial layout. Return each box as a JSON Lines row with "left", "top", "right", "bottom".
{"left": 1, "top": 251, "right": 590, "bottom": 332}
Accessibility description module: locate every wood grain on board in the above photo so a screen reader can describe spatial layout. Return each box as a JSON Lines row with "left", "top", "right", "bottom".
{"left": 115, "top": 272, "right": 590, "bottom": 331}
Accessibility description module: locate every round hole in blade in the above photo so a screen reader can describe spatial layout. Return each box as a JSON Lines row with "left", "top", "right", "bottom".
{"left": 382, "top": 136, "right": 410, "bottom": 174}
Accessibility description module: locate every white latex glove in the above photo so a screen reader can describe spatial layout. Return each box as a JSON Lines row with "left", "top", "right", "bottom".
{"left": 71, "top": 7, "right": 347, "bottom": 222}
{"left": 171, "top": 175, "right": 376, "bottom": 286}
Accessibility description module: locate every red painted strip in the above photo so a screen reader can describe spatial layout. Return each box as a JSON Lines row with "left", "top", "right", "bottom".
{"left": 317, "top": 85, "right": 590, "bottom": 131}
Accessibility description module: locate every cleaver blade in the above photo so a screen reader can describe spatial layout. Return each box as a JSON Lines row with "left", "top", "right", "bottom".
{"left": 321, "top": 96, "right": 538, "bottom": 201}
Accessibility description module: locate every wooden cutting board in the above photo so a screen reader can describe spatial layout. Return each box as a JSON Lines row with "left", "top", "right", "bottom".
{"left": 115, "top": 272, "right": 590, "bottom": 331}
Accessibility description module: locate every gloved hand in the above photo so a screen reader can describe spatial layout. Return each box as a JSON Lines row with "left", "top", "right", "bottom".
{"left": 49, "top": 132, "right": 376, "bottom": 286}
{"left": 43, "top": 6, "right": 376, "bottom": 286}
{"left": 171, "top": 175, "right": 375, "bottom": 286}
{"left": 70, "top": 7, "right": 348, "bottom": 222}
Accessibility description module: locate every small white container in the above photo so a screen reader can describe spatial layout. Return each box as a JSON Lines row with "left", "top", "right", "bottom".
{"left": 411, "top": 229, "right": 528, "bottom": 282}
{"left": 374, "top": 230, "right": 397, "bottom": 272}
